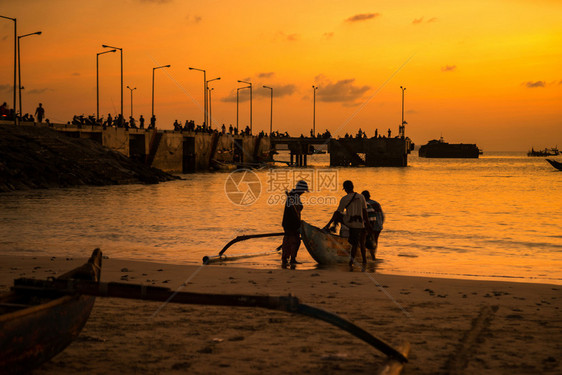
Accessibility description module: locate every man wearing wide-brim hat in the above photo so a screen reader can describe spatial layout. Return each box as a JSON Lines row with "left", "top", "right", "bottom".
{"left": 281, "top": 180, "right": 309, "bottom": 266}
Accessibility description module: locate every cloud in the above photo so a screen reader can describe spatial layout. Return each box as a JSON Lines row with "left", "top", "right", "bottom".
{"left": 221, "top": 83, "right": 297, "bottom": 103}
{"left": 0, "top": 84, "right": 12, "bottom": 93}
{"left": 323, "top": 32, "right": 334, "bottom": 39}
{"left": 413, "top": 17, "right": 437, "bottom": 25}
{"left": 314, "top": 76, "right": 370, "bottom": 104}
{"left": 441, "top": 65, "right": 456, "bottom": 72}
{"left": 346, "top": 13, "right": 380, "bottom": 23}
{"left": 186, "top": 14, "right": 202, "bottom": 24}
{"left": 524, "top": 81, "right": 545, "bottom": 88}
{"left": 275, "top": 32, "right": 300, "bottom": 42}
{"left": 558, "top": 80, "right": 562, "bottom": 85}
{"left": 71, "top": 72, "right": 80, "bottom": 76}
{"left": 137, "top": 0, "right": 172, "bottom": 3}
{"left": 257, "top": 84, "right": 296, "bottom": 98}
{"left": 406, "top": 109, "right": 418, "bottom": 115}
{"left": 258, "top": 72, "right": 275, "bottom": 78}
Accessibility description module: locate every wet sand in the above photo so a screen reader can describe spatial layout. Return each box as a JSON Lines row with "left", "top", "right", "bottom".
{"left": 1, "top": 254, "right": 560, "bottom": 374}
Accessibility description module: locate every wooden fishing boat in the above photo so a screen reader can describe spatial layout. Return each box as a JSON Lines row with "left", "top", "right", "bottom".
{"left": 546, "top": 159, "right": 562, "bottom": 171}
{"left": 301, "top": 221, "right": 355, "bottom": 264}
{"left": 0, "top": 249, "right": 102, "bottom": 374}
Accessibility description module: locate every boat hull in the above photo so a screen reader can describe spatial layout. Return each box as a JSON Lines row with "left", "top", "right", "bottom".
{"left": 0, "top": 249, "right": 101, "bottom": 374}
{"left": 546, "top": 159, "right": 562, "bottom": 171}
{"left": 301, "top": 221, "right": 354, "bottom": 264}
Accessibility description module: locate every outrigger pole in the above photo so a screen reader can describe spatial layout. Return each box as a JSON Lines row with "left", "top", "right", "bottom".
{"left": 202, "top": 232, "right": 284, "bottom": 264}
{"left": 13, "top": 278, "right": 409, "bottom": 365}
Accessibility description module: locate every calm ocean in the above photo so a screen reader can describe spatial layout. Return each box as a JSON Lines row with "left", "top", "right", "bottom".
{"left": 1, "top": 152, "right": 561, "bottom": 285}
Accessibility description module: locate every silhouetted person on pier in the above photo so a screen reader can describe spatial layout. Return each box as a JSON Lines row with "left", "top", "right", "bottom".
{"left": 149, "top": 115, "right": 156, "bottom": 129}
{"left": 0, "top": 102, "right": 8, "bottom": 118}
{"left": 139, "top": 115, "right": 145, "bottom": 129}
{"left": 221, "top": 124, "right": 226, "bottom": 134}
{"left": 116, "top": 114, "right": 124, "bottom": 127}
{"left": 35, "top": 103, "right": 45, "bottom": 123}
{"left": 129, "top": 116, "right": 137, "bottom": 128}
{"left": 229, "top": 124, "right": 233, "bottom": 134}
{"left": 244, "top": 126, "right": 251, "bottom": 135}
{"left": 375, "top": 129, "right": 378, "bottom": 138}
{"left": 387, "top": 128, "right": 391, "bottom": 137}
{"left": 105, "top": 114, "right": 112, "bottom": 127}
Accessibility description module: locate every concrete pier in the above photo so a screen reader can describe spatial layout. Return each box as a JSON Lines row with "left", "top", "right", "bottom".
{"left": 5, "top": 121, "right": 412, "bottom": 171}
{"left": 271, "top": 136, "right": 413, "bottom": 167}
{"left": 7, "top": 122, "right": 271, "bottom": 173}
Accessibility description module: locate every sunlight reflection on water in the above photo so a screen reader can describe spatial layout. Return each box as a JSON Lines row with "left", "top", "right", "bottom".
{"left": 1, "top": 152, "right": 561, "bottom": 285}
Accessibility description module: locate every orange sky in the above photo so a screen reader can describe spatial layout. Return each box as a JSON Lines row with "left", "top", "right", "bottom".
{"left": 1, "top": 0, "right": 561, "bottom": 150}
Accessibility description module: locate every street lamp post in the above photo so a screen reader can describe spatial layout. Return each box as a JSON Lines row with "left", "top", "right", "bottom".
{"left": 400, "top": 86, "right": 406, "bottom": 138}
{"left": 205, "top": 77, "right": 220, "bottom": 127}
{"left": 188, "top": 67, "right": 206, "bottom": 126}
{"left": 263, "top": 85, "right": 273, "bottom": 135}
{"left": 126, "top": 86, "right": 136, "bottom": 118}
{"left": 0, "top": 15, "right": 17, "bottom": 125}
{"left": 96, "top": 49, "right": 116, "bottom": 121}
{"left": 237, "top": 80, "right": 252, "bottom": 133}
{"left": 102, "top": 44, "right": 123, "bottom": 122}
{"left": 17, "top": 31, "right": 41, "bottom": 120}
{"left": 312, "top": 85, "right": 318, "bottom": 137}
{"left": 152, "top": 65, "right": 171, "bottom": 118}
{"left": 207, "top": 87, "right": 214, "bottom": 127}
{"left": 236, "top": 85, "right": 250, "bottom": 132}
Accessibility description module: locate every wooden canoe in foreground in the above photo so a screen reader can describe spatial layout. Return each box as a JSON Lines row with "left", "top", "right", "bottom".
{"left": 3, "top": 249, "right": 408, "bottom": 374}
{"left": 0, "top": 249, "right": 102, "bottom": 374}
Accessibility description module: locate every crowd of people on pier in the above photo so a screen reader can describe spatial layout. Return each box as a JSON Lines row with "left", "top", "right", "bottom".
{"left": 3, "top": 101, "right": 403, "bottom": 142}
{"left": 1, "top": 102, "right": 47, "bottom": 124}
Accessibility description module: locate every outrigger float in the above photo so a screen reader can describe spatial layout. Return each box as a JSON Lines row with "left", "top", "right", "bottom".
{"left": 1, "top": 249, "right": 409, "bottom": 374}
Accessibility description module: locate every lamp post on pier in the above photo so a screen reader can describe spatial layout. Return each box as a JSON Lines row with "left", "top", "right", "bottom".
{"left": 101, "top": 44, "right": 123, "bottom": 122}
{"left": 263, "top": 85, "right": 273, "bottom": 135}
{"left": 152, "top": 64, "right": 171, "bottom": 118}
{"left": 236, "top": 85, "right": 250, "bottom": 132}
{"left": 0, "top": 15, "right": 17, "bottom": 125}
{"left": 17, "top": 31, "right": 41, "bottom": 120}
{"left": 188, "top": 67, "right": 206, "bottom": 126}
{"left": 126, "top": 86, "right": 136, "bottom": 118}
{"left": 400, "top": 86, "right": 406, "bottom": 138}
{"left": 96, "top": 49, "right": 116, "bottom": 121}
{"left": 237, "top": 80, "right": 252, "bottom": 133}
{"left": 312, "top": 85, "right": 318, "bottom": 137}
{"left": 207, "top": 87, "right": 214, "bottom": 128}
{"left": 205, "top": 77, "right": 220, "bottom": 127}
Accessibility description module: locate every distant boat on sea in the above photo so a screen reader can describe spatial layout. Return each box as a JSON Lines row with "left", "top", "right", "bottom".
{"left": 527, "top": 147, "right": 559, "bottom": 157}
{"left": 546, "top": 159, "right": 562, "bottom": 171}
{"left": 418, "top": 137, "right": 480, "bottom": 158}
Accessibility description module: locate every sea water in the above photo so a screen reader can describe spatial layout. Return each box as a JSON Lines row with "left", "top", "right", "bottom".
{"left": 1, "top": 152, "right": 561, "bottom": 285}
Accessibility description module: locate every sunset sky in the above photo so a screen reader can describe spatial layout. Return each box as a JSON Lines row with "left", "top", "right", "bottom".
{"left": 1, "top": 0, "right": 561, "bottom": 150}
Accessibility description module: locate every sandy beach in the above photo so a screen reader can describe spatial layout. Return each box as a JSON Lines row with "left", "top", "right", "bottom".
{"left": 1, "top": 253, "right": 560, "bottom": 375}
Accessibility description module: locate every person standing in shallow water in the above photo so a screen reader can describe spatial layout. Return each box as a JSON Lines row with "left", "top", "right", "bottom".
{"left": 325, "top": 180, "right": 373, "bottom": 268}
{"left": 362, "top": 190, "right": 384, "bottom": 260}
{"left": 281, "top": 180, "right": 309, "bottom": 267}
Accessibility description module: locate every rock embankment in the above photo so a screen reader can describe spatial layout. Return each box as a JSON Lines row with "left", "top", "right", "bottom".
{"left": 0, "top": 124, "right": 178, "bottom": 192}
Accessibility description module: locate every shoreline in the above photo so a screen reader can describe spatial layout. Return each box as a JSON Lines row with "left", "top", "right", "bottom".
{"left": 2, "top": 253, "right": 560, "bottom": 374}
{"left": 2, "top": 251, "right": 559, "bottom": 287}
